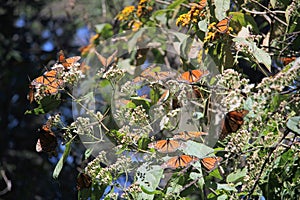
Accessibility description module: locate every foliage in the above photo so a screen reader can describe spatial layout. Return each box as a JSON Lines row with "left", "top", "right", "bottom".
{"left": 25, "top": 0, "right": 300, "bottom": 199}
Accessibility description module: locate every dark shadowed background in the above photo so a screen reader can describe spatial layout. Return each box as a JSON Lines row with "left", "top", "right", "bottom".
{"left": 0, "top": 1, "right": 125, "bottom": 199}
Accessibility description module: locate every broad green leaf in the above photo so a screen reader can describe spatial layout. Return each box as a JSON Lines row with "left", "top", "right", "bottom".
{"left": 230, "top": 12, "right": 259, "bottom": 33}
{"left": 217, "top": 183, "right": 237, "bottom": 192}
{"left": 181, "top": 141, "right": 214, "bottom": 158}
{"left": 287, "top": 116, "right": 300, "bottom": 134}
{"left": 215, "top": 0, "right": 230, "bottom": 21}
{"left": 217, "top": 194, "right": 228, "bottom": 200}
{"left": 53, "top": 140, "right": 72, "bottom": 179}
{"left": 226, "top": 168, "right": 247, "bottom": 183}
{"left": 232, "top": 37, "right": 271, "bottom": 72}
{"left": 136, "top": 164, "right": 163, "bottom": 200}
{"left": 25, "top": 96, "right": 61, "bottom": 115}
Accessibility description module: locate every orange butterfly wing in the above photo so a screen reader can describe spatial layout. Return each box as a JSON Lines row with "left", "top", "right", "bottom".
{"left": 32, "top": 70, "right": 63, "bottom": 94}
{"left": 280, "top": 57, "right": 296, "bottom": 65}
{"left": 180, "top": 70, "right": 208, "bottom": 83}
{"left": 201, "top": 157, "right": 222, "bottom": 171}
{"left": 58, "top": 50, "right": 81, "bottom": 70}
{"left": 148, "top": 139, "right": 182, "bottom": 153}
{"left": 215, "top": 15, "right": 232, "bottom": 33}
{"left": 95, "top": 50, "right": 118, "bottom": 70}
{"left": 162, "top": 155, "right": 198, "bottom": 169}
{"left": 220, "top": 109, "right": 249, "bottom": 140}
{"left": 189, "top": 0, "right": 207, "bottom": 10}
{"left": 173, "top": 131, "right": 208, "bottom": 140}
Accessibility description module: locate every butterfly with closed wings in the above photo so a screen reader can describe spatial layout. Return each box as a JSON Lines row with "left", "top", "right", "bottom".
{"left": 219, "top": 109, "right": 249, "bottom": 140}
{"left": 201, "top": 156, "right": 223, "bottom": 171}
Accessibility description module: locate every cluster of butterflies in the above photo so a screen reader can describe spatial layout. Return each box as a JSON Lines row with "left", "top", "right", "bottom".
{"left": 28, "top": 50, "right": 82, "bottom": 103}
{"left": 147, "top": 108, "right": 249, "bottom": 170}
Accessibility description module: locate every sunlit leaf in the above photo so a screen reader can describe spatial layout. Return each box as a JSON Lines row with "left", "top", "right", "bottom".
{"left": 226, "top": 168, "right": 247, "bottom": 183}
{"left": 215, "top": 0, "right": 230, "bottom": 21}
{"left": 136, "top": 164, "right": 163, "bottom": 200}
{"left": 287, "top": 116, "right": 300, "bottom": 134}
{"left": 53, "top": 140, "right": 72, "bottom": 179}
{"left": 217, "top": 183, "right": 237, "bottom": 192}
{"left": 181, "top": 141, "right": 214, "bottom": 158}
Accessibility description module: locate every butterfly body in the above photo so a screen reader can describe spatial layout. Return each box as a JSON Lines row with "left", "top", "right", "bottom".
{"left": 220, "top": 109, "right": 249, "bottom": 140}
{"left": 161, "top": 155, "right": 198, "bottom": 169}
{"left": 57, "top": 50, "right": 81, "bottom": 71}
{"left": 215, "top": 15, "right": 233, "bottom": 34}
{"left": 95, "top": 50, "right": 118, "bottom": 72}
{"left": 179, "top": 69, "right": 209, "bottom": 83}
{"left": 36, "top": 124, "right": 58, "bottom": 156}
{"left": 31, "top": 70, "right": 63, "bottom": 94}
{"left": 173, "top": 131, "right": 208, "bottom": 140}
{"left": 148, "top": 139, "right": 182, "bottom": 153}
{"left": 201, "top": 157, "right": 222, "bottom": 171}
{"left": 77, "top": 173, "right": 92, "bottom": 190}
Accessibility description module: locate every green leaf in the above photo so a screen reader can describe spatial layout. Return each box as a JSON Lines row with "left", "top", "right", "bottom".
{"left": 207, "top": 168, "right": 223, "bottom": 180}
{"left": 78, "top": 187, "right": 91, "bottom": 200}
{"left": 217, "top": 183, "right": 238, "bottom": 192}
{"left": 53, "top": 140, "right": 72, "bottom": 179}
{"left": 215, "top": 0, "right": 230, "bottom": 21}
{"left": 25, "top": 96, "right": 61, "bottom": 115}
{"left": 181, "top": 141, "right": 214, "bottom": 158}
{"left": 287, "top": 116, "right": 300, "bottom": 134}
{"left": 226, "top": 168, "right": 247, "bottom": 183}
{"left": 270, "top": 0, "right": 277, "bottom": 8}
{"left": 217, "top": 194, "right": 228, "bottom": 200}
{"left": 136, "top": 164, "right": 164, "bottom": 200}
{"left": 167, "top": 0, "right": 186, "bottom": 9}
{"left": 198, "top": 19, "right": 208, "bottom": 32}
{"left": 84, "top": 148, "right": 93, "bottom": 159}
{"left": 232, "top": 37, "right": 271, "bottom": 72}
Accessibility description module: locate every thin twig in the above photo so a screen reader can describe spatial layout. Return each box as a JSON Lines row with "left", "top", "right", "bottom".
{"left": 246, "top": 129, "right": 289, "bottom": 199}
{"left": 155, "top": 0, "right": 190, "bottom": 9}
{"left": 0, "top": 170, "right": 12, "bottom": 196}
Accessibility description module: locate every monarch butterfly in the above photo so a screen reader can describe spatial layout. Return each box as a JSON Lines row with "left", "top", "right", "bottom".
{"left": 31, "top": 70, "right": 63, "bottom": 94}
{"left": 201, "top": 157, "right": 222, "bottom": 171}
{"left": 36, "top": 125, "right": 58, "bottom": 156}
{"left": 148, "top": 139, "right": 182, "bottom": 153}
{"left": 161, "top": 155, "right": 199, "bottom": 169}
{"left": 133, "top": 65, "right": 177, "bottom": 83}
{"left": 189, "top": 0, "right": 207, "bottom": 10}
{"left": 57, "top": 50, "right": 81, "bottom": 71}
{"left": 219, "top": 109, "right": 249, "bottom": 140}
{"left": 77, "top": 173, "right": 92, "bottom": 190}
{"left": 280, "top": 57, "right": 296, "bottom": 65}
{"left": 179, "top": 69, "right": 209, "bottom": 83}
{"left": 173, "top": 131, "right": 208, "bottom": 140}
{"left": 28, "top": 84, "right": 35, "bottom": 103}
{"left": 95, "top": 50, "right": 118, "bottom": 71}
{"left": 215, "top": 15, "right": 232, "bottom": 34}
